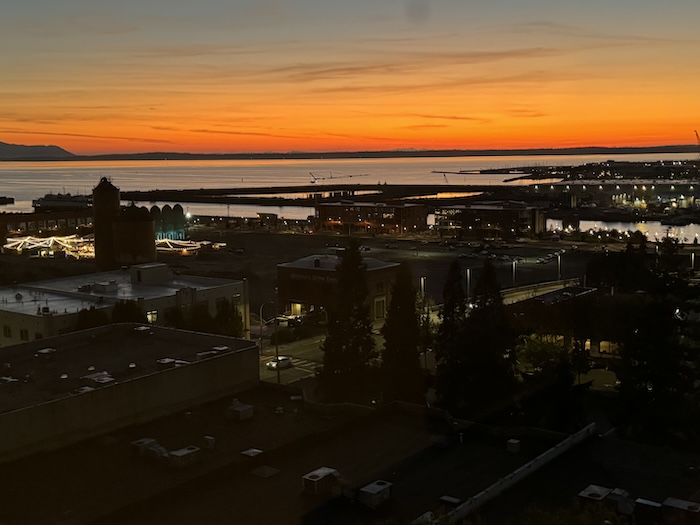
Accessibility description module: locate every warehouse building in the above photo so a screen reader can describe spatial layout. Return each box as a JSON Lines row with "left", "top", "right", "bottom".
{"left": 0, "top": 262, "right": 249, "bottom": 347}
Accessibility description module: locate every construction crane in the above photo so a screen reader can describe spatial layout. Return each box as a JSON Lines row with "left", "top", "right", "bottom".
{"left": 695, "top": 130, "right": 700, "bottom": 161}
{"left": 309, "top": 172, "right": 369, "bottom": 183}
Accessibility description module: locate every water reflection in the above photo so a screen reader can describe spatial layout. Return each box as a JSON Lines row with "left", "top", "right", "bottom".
{"left": 547, "top": 219, "right": 700, "bottom": 242}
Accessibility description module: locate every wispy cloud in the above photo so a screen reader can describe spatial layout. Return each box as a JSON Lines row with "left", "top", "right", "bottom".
{"left": 511, "top": 21, "right": 686, "bottom": 45}
{"left": 403, "top": 124, "right": 449, "bottom": 130}
{"left": 506, "top": 109, "right": 548, "bottom": 119}
{"left": 265, "top": 47, "right": 562, "bottom": 83}
{"left": 189, "top": 128, "right": 307, "bottom": 140}
{"left": 406, "top": 113, "right": 489, "bottom": 123}
{"left": 308, "top": 69, "right": 584, "bottom": 95}
{"left": 0, "top": 128, "right": 171, "bottom": 143}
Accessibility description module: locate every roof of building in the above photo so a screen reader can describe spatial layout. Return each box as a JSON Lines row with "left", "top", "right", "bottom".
{"left": 529, "top": 286, "right": 597, "bottom": 306}
{"left": 317, "top": 201, "right": 424, "bottom": 209}
{"left": 0, "top": 323, "right": 256, "bottom": 414}
{"left": 278, "top": 254, "right": 400, "bottom": 272}
{"left": 435, "top": 200, "right": 542, "bottom": 212}
{"left": 0, "top": 263, "right": 245, "bottom": 316}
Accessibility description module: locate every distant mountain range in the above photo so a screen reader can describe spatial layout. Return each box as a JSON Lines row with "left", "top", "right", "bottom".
{"left": 0, "top": 141, "right": 74, "bottom": 160}
{"left": 1, "top": 140, "right": 698, "bottom": 161}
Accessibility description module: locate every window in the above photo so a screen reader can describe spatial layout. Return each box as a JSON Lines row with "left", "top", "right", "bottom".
{"left": 20, "top": 329, "right": 29, "bottom": 341}
{"left": 35, "top": 333, "right": 43, "bottom": 340}
{"left": 2, "top": 325, "right": 11, "bottom": 338}
{"left": 374, "top": 298, "right": 386, "bottom": 319}
{"left": 147, "top": 310, "right": 158, "bottom": 324}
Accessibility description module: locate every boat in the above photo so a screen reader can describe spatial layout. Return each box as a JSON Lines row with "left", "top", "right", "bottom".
{"left": 32, "top": 193, "right": 92, "bottom": 211}
{"left": 0, "top": 196, "right": 14, "bottom": 205}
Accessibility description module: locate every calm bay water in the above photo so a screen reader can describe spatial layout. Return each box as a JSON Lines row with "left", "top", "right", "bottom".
{"left": 0, "top": 152, "right": 695, "bottom": 221}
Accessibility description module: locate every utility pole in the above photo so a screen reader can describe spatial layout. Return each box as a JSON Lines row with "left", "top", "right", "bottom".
{"left": 275, "top": 287, "right": 280, "bottom": 384}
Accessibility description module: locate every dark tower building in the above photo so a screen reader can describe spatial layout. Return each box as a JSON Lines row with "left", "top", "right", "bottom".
{"left": 113, "top": 204, "right": 157, "bottom": 266}
{"left": 92, "top": 177, "right": 121, "bottom": 271}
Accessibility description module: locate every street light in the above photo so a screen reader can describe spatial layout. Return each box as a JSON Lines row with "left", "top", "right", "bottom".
{"left": 275, "top": 287, "right": 280, "bottom": 384}
{"left": 465, "top": 268, "right": 471, "bottom": 301}
{"left": 512, "top": 260, "right": 517, "bottom": 286}
{"left": 259, "top": 302, "right": 272, "bottom": 355}
{"left": 420, "top": 276, "right": 428, "bottom": 370}
{"left": 557, "top": 254, "right": 561, "bottom": 281}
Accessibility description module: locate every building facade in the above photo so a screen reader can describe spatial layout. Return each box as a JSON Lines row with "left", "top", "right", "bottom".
{"left": 434, "top": 201, "right": 546, "bottom": 239}
{"left": 277, "top": 254, "right": 400, "bottom": 320}
{"left": 315, "top": 202, "right": 428, "bottom": 234}
{"left": 0, "top": 323, "right": 258, "bottom": 462}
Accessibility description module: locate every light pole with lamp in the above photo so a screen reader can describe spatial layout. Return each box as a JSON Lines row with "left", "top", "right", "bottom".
{"left": 420, "top": 276, "right": 428, "bottom": 370}
{"left": 274, "top": 287, "right": 281, "bottom": 384}
{"left": 465, "top": 267, "right": 471, "bottom": 302}
{"left": 258, "top": 302, "right": 273, "bottom": 356}
{"left": 557, "top": 254, "right": 561, "bottom": 281}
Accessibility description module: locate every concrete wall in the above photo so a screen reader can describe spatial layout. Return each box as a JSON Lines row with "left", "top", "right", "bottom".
{"left": 0, "top": 346, "right": 259, "bottom": 463}
{"left": 0, "top": 308, "right": 85, "bottom": 346}
{"left": 448, "top": 423, "right": 597, "bottom": 522}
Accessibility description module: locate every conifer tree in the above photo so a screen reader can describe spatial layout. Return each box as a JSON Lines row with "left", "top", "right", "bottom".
{"left": 111, "top": 299, "right": 147, "bottom": 323}
{"left": 436, "top": 259, "right": 517, "bottom": 416}
{"left": 381, "top": 262, "right": 424, "bottom": 403}
{"left": 458, "top": 259, "right": 518, "bottom": 414}
{"left": 434, "top": 258, "right": 467, "bottom": 408}
{"left": 318, "top": 239, "right": 376, "bottom": 403}
{"left": 214, "top": 298, "right": 244, "bottom": 337}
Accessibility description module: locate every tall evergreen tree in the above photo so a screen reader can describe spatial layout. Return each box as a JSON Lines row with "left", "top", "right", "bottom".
{"left": 434, "top": 258, "right": 467, "bottom": 408}
{"left": 614, "top": 299, "right": 698, "bottom": 442}
{"left": 111, "top": 300, "right": 147, "bottom": 323}
{"left": 214, "top": 298, "right": 245, "bottom": 337}
{"left": 436, "top": 259, "right": 518, "bottom": 417}
{"left": 381, "top": 263, "right": 424, "bottom": 403}
{"left": 318, "top": 239, "right": 376, "bottom": 403}
{"left": 76, "top": 305, "right": 110, "bottom": 330}
{"left": 458, "top": 260, "right": 518, "bottom": 414}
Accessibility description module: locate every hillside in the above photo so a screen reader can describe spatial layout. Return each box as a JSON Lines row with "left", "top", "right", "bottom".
{"left": 0, "top": 141, "right": 74, "bottom": 160}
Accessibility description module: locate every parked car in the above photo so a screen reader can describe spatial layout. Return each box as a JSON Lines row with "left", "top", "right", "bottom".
{"left": 266, "top": 356, "right": 293, "bottom": 370}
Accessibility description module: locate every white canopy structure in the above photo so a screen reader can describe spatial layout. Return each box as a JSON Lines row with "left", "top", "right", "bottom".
{"left": 3, "top": 235, "right": 94, "bottom": 258}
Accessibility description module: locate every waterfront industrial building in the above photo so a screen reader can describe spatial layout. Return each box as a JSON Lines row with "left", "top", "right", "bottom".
{"left": 434, "top": 201, "right": 546, "bottom": 239}
{"left": 314, "top": 201, "right": 428, "bottom": 234}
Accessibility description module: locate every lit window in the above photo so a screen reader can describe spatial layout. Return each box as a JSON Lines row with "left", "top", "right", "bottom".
{"left": 147, "top": 310, "right": 158, "bottom": 324}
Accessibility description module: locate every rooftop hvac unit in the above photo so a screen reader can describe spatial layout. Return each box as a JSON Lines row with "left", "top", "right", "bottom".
{"left": 131, "top": 438, "right": 158, "bottom": 457}
{"left": 156, "top": 357, "right": 176, "bottom": 370}
{"left": 168, "top": 446, "right": 201, "bottom": 467}
{"left": 302, "top": 467, "right": 341, "bottom": 496}
{"left": 506, "top": 438, "right": 521, "bottom": 453}
{"left": 35, "top": 348, "right": 57, "bottom": 360}
{"left": 358, "top": 480, "right": 393, "bottom": 509}
{"left": 578, "top": 484, "right": 612, "bottom": 502}
{"left": 226, "top": 399, "right": 254, "bottom": 421}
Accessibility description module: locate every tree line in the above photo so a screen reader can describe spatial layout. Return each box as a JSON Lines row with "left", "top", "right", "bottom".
{"left": 316, "top": 237, "right": 700, "bottom": 445}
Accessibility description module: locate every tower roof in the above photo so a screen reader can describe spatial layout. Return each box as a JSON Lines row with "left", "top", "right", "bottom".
{"left": 93, "top": 177, "right": 119, "bottom": 193}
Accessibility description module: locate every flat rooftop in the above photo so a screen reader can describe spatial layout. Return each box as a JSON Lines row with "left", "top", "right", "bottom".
{"left": 279, "top": 254, "right": 400, "bottom": 271}
{"left": 0, "top": 285, "right": 107, "bottom": 316}
{"left": 0, "top": 264, "right": 244, "bottom": 318}
{"left": 0, "top": 323, "right": 255, "bottom": 414}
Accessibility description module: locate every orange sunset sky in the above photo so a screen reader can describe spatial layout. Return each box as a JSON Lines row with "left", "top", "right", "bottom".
{"left": 2, "top": 1, "right": 700, "bottom": 155}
